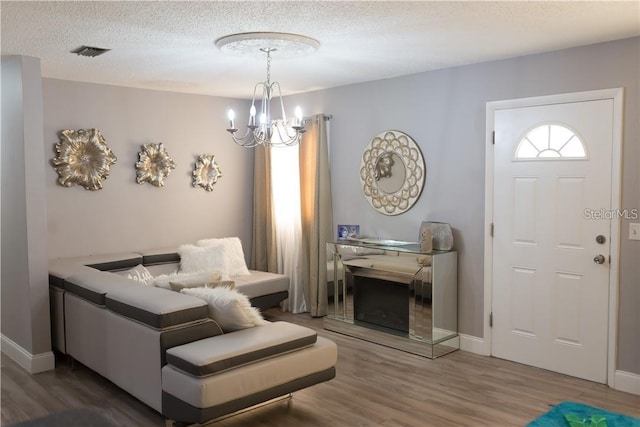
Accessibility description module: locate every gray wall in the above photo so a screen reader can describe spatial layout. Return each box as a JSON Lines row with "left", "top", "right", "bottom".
{"left": 286, "top": 37, "right": 640, "bottom": 374}
{"left": 1, "top": 56, "right": 52, "bottom": 356}
{"left": 42, "top": 80, "right": 253, "bottom": 258}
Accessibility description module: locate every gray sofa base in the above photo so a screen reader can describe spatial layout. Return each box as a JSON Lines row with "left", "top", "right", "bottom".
{"left": 162, "top": 367, "right": 336, "bottom": 425}
{"left": 250, "top": 291, "right": 289, "bottom": 312}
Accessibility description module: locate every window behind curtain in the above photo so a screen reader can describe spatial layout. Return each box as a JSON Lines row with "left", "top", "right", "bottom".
{"left": 270, "top": 144, "right": 306, "bottom": 313}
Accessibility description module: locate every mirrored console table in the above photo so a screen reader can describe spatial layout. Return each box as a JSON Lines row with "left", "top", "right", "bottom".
{"left": 325, "top": 240, "right": 458, "bottom": 359}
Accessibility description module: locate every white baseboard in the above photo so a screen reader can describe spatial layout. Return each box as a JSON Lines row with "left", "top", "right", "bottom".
{"left": 459, "top": 333, "right": 490, "bottom": 356}
{"left": 1, "top": 334, "right": 55, "bottom": 374}
{"left": 614, "top": 370, "right": 640, "bottom": 395}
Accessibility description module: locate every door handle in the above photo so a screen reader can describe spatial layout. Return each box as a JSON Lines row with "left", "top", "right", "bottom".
{"left": 593, "top": 254, "right": 606, "bottom": 264}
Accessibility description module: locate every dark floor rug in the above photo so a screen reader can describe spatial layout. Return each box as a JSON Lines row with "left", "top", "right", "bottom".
{"left": 527, "top": 401, "right": 640, "bottom": 427}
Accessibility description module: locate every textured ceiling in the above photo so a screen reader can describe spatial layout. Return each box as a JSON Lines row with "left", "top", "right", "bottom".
{"left": 2, "top": 1, "right": 639, "bottom": 99}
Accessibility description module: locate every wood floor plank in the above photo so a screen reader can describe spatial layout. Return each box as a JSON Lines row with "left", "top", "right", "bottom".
{"left": 2, "top": 308, "right": 639, "bottom": 426}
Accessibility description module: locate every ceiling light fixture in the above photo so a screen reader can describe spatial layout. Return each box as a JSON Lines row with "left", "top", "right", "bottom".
{"left": 215, "top": 32, "right": 320, "bottom": 148}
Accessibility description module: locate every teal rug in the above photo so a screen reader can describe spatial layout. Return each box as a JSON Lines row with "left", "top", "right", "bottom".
{"left": 527, "top": 402, "right": 640, "bottom": 427}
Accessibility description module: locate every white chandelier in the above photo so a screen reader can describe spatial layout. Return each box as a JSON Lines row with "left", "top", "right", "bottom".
{"left": 216, "top": 32, "right": 319, "bottom": 148}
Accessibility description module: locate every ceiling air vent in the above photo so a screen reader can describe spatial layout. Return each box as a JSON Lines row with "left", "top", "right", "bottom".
{"left": 71, "top": 45, "right": 111, "bottom": 57}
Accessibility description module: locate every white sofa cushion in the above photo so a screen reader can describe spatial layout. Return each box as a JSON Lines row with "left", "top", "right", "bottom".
{"left": 165, "top": 321, "right": 317, "bottom": 376}
{"left": 65, "top": 270, "right": 138, "bottom": 305}
{"left": 105, "top": 285, "right": 209, "bottom": 329}
{"left": 232, "top": 270, "right": 289, "bottom": 299}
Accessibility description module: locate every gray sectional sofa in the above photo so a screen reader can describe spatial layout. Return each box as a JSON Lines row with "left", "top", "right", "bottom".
{"left": 48, "top": 246, "right": 337, "bottom": 425}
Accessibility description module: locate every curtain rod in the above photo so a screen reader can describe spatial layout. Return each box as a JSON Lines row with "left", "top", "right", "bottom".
{"left": 302, "top": 114, "right": 332, "bottom": 124}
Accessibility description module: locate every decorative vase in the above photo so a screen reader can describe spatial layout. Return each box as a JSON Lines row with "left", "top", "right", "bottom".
{"left": 421, "top": 221, "right": 453, "bottom": 251}
{"left": 419, "top": 221, "right": 433, "bottom": 253}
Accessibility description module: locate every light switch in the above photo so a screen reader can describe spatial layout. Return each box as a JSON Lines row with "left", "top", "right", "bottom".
{"left": 630, "top": 223, "right": 640, "bottom": 241}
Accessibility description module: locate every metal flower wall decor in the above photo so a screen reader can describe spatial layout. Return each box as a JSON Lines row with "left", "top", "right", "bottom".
{"left": 135, "top": 143, "right": 176, "bottom": 187}
{"left": 192, "top": 154, "right": 222, "bottom": 192}
{"left": 51, "top": 128, "right": 117, "bottom": 191}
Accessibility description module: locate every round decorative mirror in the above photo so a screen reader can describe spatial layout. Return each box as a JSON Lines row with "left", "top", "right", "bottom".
{"left": 359, "top": 130, "right": 425, "bottom": 215}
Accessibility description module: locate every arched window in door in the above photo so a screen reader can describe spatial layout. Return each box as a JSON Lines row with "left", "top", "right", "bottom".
{"left": 515, "top": 123, "right": 587, "bottom": 160}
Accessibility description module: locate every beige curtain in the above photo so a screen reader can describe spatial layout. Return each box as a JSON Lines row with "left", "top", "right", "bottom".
{"left": 250, "top": 145, "right": 277, "bottom": 272}
{"left": 299, "top": 114, "right": 333, "bottom": 317}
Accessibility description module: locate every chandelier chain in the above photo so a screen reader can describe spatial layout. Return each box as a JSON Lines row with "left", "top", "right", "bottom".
{"left": 266, "top": 50, "right": 271, "bottom": 84}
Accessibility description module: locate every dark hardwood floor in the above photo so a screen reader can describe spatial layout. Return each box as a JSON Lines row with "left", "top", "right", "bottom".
{"left": 2, "top": 309, "right": 639, "bottom": 426}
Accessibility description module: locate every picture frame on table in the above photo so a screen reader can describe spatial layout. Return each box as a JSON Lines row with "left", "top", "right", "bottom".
{"left": 337, "top": 224, "right": 360, "bottom": 241}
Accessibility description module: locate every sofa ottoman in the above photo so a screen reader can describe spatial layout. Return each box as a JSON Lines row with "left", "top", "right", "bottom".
{"left": 162, "top": 322, "right": 337, "bottom": 424}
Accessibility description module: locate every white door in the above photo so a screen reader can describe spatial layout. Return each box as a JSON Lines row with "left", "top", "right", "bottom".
{"left": 492, "top": 98, "right": 614, "bottom": 383}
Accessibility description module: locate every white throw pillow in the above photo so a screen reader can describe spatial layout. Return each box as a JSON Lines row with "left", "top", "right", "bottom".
{"left": 178, "top": 244, "right": 229, "bottom": 278}
{"left": 112, "top": 264, "right": 153, "bottom": 286}
{"left": 181, "top": 286, "right": 268, "bottom": 332}
{"left": 150, "top": 271, "right": 222, "bottom": 290}
{"left": 197, "top": 237, "right": 251, "bottom": 278}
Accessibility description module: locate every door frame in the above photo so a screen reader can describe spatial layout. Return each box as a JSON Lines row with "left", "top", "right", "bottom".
{"left": 483, "top": 88, "right": 624, "bottom": 387}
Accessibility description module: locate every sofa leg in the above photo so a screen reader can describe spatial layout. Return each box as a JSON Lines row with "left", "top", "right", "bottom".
{"left": 211, "top": 393, "right": 294, "bottom": 424}
{"left": 219, "top": 393, "right": 293, "bottom": 422}
{"left": 169, "top": 393, "right": 294, "bottom": 427}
